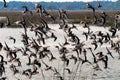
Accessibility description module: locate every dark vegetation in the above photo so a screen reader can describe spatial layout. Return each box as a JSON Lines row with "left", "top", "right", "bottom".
{"left": 0, "top": 10, "right": 118, "bottom": 27}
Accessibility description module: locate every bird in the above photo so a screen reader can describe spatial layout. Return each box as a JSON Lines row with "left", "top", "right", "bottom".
{"left": 40, "top": 16, "right": 55, "bottom": 33}
{"left": 88, "top": 48, "right": 97, "bottom": 63}
{"left": 7, "top": 50, "right": 17, "bottom": 62}
{"left": 8, "top": 36, "right": 16, "bottom": 43}
{"left": 5, "top": 16, "right": 11, "bottom": 27}
{"left": 0, "top": 22, "right": 4, "bottom": 28}
{"left": 3, "top": 42, "right": 10, "bottom": 51}
{"left": 91, "top": 40, "right": 98, "bottom": 50}
{"left": 83, "top": 22, "right": 89, "bottom": 28}
{"left": 90, "top": 33, "right": 97, "bottom": 40}
{"left": 96, "top": 52, "right": 108, "bottom": 69}
{"left": 34, "top": 3, "right": 43, "bottom": 15}
{"left": 42, "top": 60, "right": 53, "bottom": 71}
{"left": 21, "top": 33, "right": 29, "bottom": 46}
{"left": 60, "top": 54, "right": 69, "bottom": 66}
{"left": 55, "top": 43, "right": 69, "bottom": 54}
{"left": 69, "top": 55, "right": 77, "bottom": 64}
{"left": 82, "top": 31, "right": 89, "bottom": 41}
{"left": 13, "top": 58, "right": 21, "bottom": 66}
{"left": 22, "top": 5, "right": 32, "bottom": 15}
{"left": 57, "top": 76, "right": 64, "bottom": 80}
{"left": 97, "top": 0, "right": 102, "bottom": 8}
{"left": 42, "top": 8, "right": 55, "bottom": 21}
{"left": 32, "top": 65, "right": 39, "bottom": 75}
{"left": 58, "top": 8, "right": 68, "bottom": 19}
{"left": 71, "top": 24, "right": 79, "bottom": 30}
{"left": 106, "top": 47, "right": 114, "bottom": 58}
{"left": 0, "top": 77, "right": 7, "bottom": 80}
{"left": 3, "top": 0, "right": 7, "bottom": 8}
{"left": 82, "top": 49, "right": 92, "bottom": 65}
{"left": 32, "top": 59, "right": 41, "bottom": 68}
{"left": 97, "top": 38, "right": 103, "bottom": 46}
{"left": 85, "top": 3, "right": 95, "bottom": 13}
{"left": 20, "top": 47, "right": 30, "bottom": 56}
{"left": 0, "top": 55, "right": 7, "bottom": 64}
{"left": 0, "top": 55, "right": 6, "bottom": 76}
{"left": 98, "top": 11, "right": 107, "bottom": 26}
{"left": 9, "top": 64, "right": 19, "bottom": 75}
{"left": 22, "top": 69, "right": 32, "bottom": 79}
{"left": 109, "top": 27, "right": 117, "bottom": 38}
{"left": 65, "top": 68, "right": 71, "bottom": 74}
{"left": 63, "top": 36, "right": 69, "bottom": 45}
{"left": 48, "top": 52, "right": 56, "bottom": 61}
{"left": 61, "top": 9, "right": 68, "bottom": 19}
{"left": 50, "top": 32, "right": 57, "bottom": 41}
{"left": 102, "top": 55, "right": 108, "bottom": 69}
{"left": 26, "top": 56, "right": 32, "bottom": 65}
{"left": 0, "top": 42, "right": 3, "bottom": 51}
{"left": 33, "top": 30, "right": 46, "bottom": 45}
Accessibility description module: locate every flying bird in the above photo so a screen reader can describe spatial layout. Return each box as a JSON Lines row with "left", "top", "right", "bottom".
{"left": 0, "top": 77, "right": 7, "bottom": 80}
{"left": 5, "top": 16, "right": 11, "bottom": 27}
{"left": 9, "top": 36, "right": 16, "bottom": 43}
{"left": 22, "top": 5, "right": 32, "bottom": 15}
{"left": 0, "top": 22, "right": 4, "bottom": 28}
{"left": 106, "top": 47, "right": 114, "bottom": 58}
{"left": 97, "top": 0, "right": 102, "bottom": 8}
{"left": 3, "top": 0, "right": 7, "bottom": 8}
{"left": 85, "top": 3, "right": 95, "bottom": 13}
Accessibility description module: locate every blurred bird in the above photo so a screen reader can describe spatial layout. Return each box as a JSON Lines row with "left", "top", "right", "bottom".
{"left": 0, "top": 22, "right": 4, "bottom": 28}
{"left": 88, "top": 48, "right": 97, "bottom": 63}
{"left": 9, "top": 64, "right": 19, "bottom": 75}
{"left": 96, "top": 52, "right": 108, "bottom": 69}
{"left": 4, "top": 42, "right": 10, "bottom": 51}
{"left": 34, "top": 3, "right": 43, "bottom": 14}
{"left": 106, "top": 47, "right": 114, "bottom": 58}
{"left": 0, "top": 77, "right": 7, "bottom": 80}
{"left": 97, "top": 0, "right": 102, "bottom": 8}
{"left": 82, "top": 49, "right": 92, "bottom": 64}
{"left": 63, "top": 36, "right": 69, "bottom": 45}
{"left": 42, "top": 8, "right": 55, "bottom": 21}
{"left": 50, "top": 32, "right": 57, "bottom": 41}
{"left": 22, "top": 5, "right": 32, "bottom": 15}
{"left": 9, "top": 36, "right": 16, "bottom": 43}
{"left": 42, "top": 60, "right": 53, "bottom": 71}
{"left": 91, "top": 40, "right": 98, "bottom": 50}
{"left": 71, "top": 24, "right": 79, "bottom": 31}
{"left": 22, "top": 69, "right": 32, "bottom": 79}
{"left": 85, "top": 3, "right": 95, "bottom": 13}
{"left": 5, "top": 16, "right": 11, "bottom": 27}
{"left": 65, "top": 68, "right": 71, "bottom": 74}
{"left": 32, "top": 59, "right": 41, "bottom": 68}
{"left": 3, "top": 0, "right": 7, "bottom": 8}
{"left": 69, "top": 55, "right": 77, "bottom": 64}
{"left": 109, "top": 27, "right": 117, "bottom": 38}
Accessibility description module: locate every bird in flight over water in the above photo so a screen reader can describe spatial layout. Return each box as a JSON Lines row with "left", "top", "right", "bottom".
{"left": 3, "top": 0, "right": 7, "bottom": 8}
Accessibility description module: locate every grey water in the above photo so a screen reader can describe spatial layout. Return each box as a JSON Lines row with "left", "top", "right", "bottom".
{"left": 0, "top": 24, "right": 120, "bottom": 80}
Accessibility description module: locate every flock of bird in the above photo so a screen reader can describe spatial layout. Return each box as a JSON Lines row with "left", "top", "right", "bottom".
{"left": 0, "top": 0, "right": 120, "bottom": 80}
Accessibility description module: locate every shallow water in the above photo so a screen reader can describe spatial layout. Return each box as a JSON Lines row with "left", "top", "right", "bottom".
{"left": 0, "top": 24, "right": 120, "bottom": 80}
